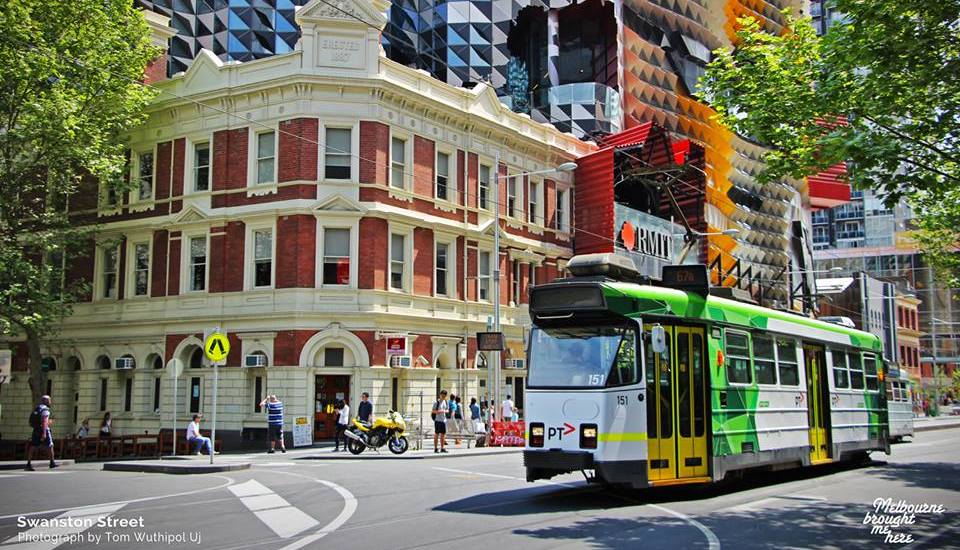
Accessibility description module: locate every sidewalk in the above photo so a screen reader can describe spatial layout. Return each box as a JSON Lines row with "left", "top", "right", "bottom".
{"left": 0, "top": 459, "right": 75, "bottom": 471}
{"left": 103, "top": 455, "right": 251, "bottom": 474}
{"left": 913, "top": 414, "right": 960, "bottom": 432}
{"left": 294, "top": 440, "right": 523, "bottom": 461}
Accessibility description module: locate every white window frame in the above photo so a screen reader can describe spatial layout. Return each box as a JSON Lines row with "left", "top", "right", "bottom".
{"left": 131, "top": 146, "right": 156, "bottom": 204}
{"left": 319, "top": 225, "right": 354, "bottom": 288}
{"left": 478, "top": 162, "right": 492, "bottom": 211}
{"left": 435, "top": 147, "right": 457, "bottom": 203}
{"left": 188, "top": 138, "right": 212, "bottom": 193}
{"left": 321, "top": 122, "right": 359, "bottom": 183}
{"left": 248, "top": 129, "right": 277, "bottom": 187}
{"left": 724, "top": 329, "right": 753, "bottom": 386}
{"left": 506, "top": 173, "right": 519, "bottom": 218}
{"left": 434, "top": 236, "right": 457, "bottom": 298}
{"left": 387, "top": 226, "right": 413, "bottom": 292}
{"left": 511, "top": 259, "right": 521, "bottom": 305}
{"left": 389, "top": 129, "right": 411, "bottom": 190}
{"left": 127, "top": 239, "right": 152, "bottom": 298}
{"left": 478, "top": 249, "right": 492, "bottom": 302}
{"left": 245, "top": 221, "right": 276, "bottom": 290}
{"left": 96, "top": 242, "right": 122, "bottom": 301}
{"left": 182, "top": 232, "right": 210, "bottom": 293}
{"left": 555, "top": 186, "right": 570, "bottom": 232}
{"left": 529, "top": 179, "right": 543, "bottom": 226}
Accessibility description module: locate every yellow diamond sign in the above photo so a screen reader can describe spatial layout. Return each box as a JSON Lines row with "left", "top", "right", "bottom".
{"left": 204, "top": 332, "right": 230, "bottom": 363}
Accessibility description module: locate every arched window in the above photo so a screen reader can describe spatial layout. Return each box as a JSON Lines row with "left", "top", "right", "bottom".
{"left": 66, "top": 357, "right": 81, "bottom": 371}
{"left": 152, "top": 355, "right": 164, "bottom": 369}
{"left": 247, "top": 350, "right": 268, "bottom": 367}
{"left": 42, "top": 357, "right": 57, "bottom": 371}
{"left": 96, "top": 355, "right": 111, "bottom": 370}
{"left": 189, "top": 347, "right": 204, "bottom": 369}
{"left": 118, "top": 354, "right": 136, "bottom": 369}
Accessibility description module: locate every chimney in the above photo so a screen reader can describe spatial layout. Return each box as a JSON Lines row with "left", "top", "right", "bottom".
{"left": 142, "top": 9, "right": 176, "bottom": 84}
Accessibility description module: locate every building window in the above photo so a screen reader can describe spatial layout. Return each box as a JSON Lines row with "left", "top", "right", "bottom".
{"left": 153, "top": 377, "right": 161, "bottom": 413}
{"left": 133, "top": 242, "right": 150, "bottom": 296}
{"left": 256, "top": 131, "right": 275, "bottom": 185}
{"left": 188, "top": 236, "right": 207, "bottom": 292}
{"left": 194, "top": 142, "right": 210, "bottom": 192}
{"left": 512, "top": 259, "right": 521, "bottom": 305}
{"left": 137, "top": 151, "right": 154, "bottom": 200}
{"left": 325, "top": 128, "right": 351, "bottom": 180}
{"left": 436, "top": 242, "right": 449, "bottom": 296}
{"left": 391, "top": 137, "right": 406, "bottom": 189}
{"left": 479, "top": 251, "right": 491, "bottom": 301}
{"left": 507, "top": 176, "right": 517, "bottom": 217}
{"left": 324, "top": 347, "right": 344, "bottom": 367}
{"left": 556, "top": 188, "right": 568, "bottom": 232}
{"left": 390, "top": 233, "right": 406, "bottom": 290}
{"left": 253, "top": 229, "right": 273, "bottom": 288}
{"left": 479, "top": 164, "right": 491, "bottom": 210}
{"left": 101, "top": 245, "right": 119, "bottom": 299}
{"left": 99, "top": 378, "right": 108, "bottom": 411}
{"left": 436, "top": 151, "right": 450, "bottom": 200}
{"left": 323, "top": 228, "right": 351, "bottom": 285}
{"left": 190, "top": 376, "right": 201, "bottom": 413}
{"left": 254, "top": 376, "right": 263, "bottom": 413}
{"left": 104, "top": 182, "right": 118, "bottom": 208}
{"left": 529, "top": 181, "right": 540, "bottom": 224}
{"left": 124, "top": 377, "right": 133, "bottom": 412}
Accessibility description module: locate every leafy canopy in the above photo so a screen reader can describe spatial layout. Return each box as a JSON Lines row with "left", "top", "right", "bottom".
{"left": 0, "top": 0, "right": 157, "bottom": 396}
{"left": 698, "top": 1, "right": 960, "bottom": 281}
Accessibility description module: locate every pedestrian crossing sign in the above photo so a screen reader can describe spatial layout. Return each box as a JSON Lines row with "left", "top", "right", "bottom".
{"left": 204, "top": 332, "right": 230, "bottom": 363}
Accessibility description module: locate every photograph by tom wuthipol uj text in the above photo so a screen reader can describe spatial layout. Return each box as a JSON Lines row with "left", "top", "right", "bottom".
{"left": 0, "top": 0, "right": 958, "bottom": 548}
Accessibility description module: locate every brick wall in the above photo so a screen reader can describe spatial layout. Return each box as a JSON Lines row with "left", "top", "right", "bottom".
{"left": 413, "top": 135, "right": 435, "bottom": 197}
{"left": 212, "top": 128, "right": 248, "bottom": 209}
{"left": 208, "top": 223, "right": 244, "bottom": 293}
{"left": 278, "top": 118, "right": 319, "bottom": 183}
{"left": 358, "top": 217, "right": 387, "bottom": 290}
{"left": 167, "top": 232, "right": 181, "bottom": 296}
{"left": 355, "top": 331, "right": 384, "bottom": 367}
{"left": 466, "top": 243, "right": 477, "bottom": 301}
{"left": 499, "top": 250, "right": 508, "bottom": 306}
{"left": 412, "top": 334, "right": 432, "bottom": 367}
{"left": 412, "top": 227, "right": 433, "bottom": 295}
{"left": 359, "top": 121, "right": 388, "bottom": 185}
{"left": 466, "top": 153, "right": 478, "bottom": 209}
{"left": 276, "top": 215, "right": 317, "bottom": 288}
{"left": 66, "top": 238, "right": 95, "bottom": 302}
{"left": 156, "top": 141, "right": 172, "bottom": 202}
{"left": 171, "top": 138, "right": 185, "bottom": 214}
{"left": 151, "top": 230, "right": 168, "bottom": 298}
{"left": 144, "top": 56, "right": 166, "bottom": 85}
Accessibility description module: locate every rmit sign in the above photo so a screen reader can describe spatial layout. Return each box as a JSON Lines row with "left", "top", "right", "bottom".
{"left": 613, "top": 204, "right": 685, "bottom": 278}
{"left": 618, "top": 220, "right": 672, "bottom": 260}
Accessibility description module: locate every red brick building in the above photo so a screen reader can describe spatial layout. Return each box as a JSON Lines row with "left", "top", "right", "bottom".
{"left": 0, "top": 0, "right": 590, "bottom": 446}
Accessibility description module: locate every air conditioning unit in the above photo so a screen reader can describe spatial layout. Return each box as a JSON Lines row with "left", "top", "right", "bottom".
{"left": 114, "top": 357, "right": 135, "bottom": 370}
{"left": 506, "top": 358, "right": 525, "bottom": 369}
{"left": 390, "top": 355, "right": 412, "bottom": 368}
{"left": 244, "top": 354, "right": 268, "bottom": 368}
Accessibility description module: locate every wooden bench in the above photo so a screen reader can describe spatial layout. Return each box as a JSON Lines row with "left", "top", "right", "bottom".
{"left": 158, "top": 429, "right": 221, "bottom": 455}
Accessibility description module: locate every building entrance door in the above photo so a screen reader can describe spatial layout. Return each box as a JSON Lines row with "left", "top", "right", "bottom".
{"left": 315, "top": 374, "right": 349, "bottom": 440}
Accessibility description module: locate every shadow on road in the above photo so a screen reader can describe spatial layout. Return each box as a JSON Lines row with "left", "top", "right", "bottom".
{"left": 514, "top": 516, "right": 703, "bottom": 550}
{"left": 862, "top": 462, "right": 960, "bottom": 492}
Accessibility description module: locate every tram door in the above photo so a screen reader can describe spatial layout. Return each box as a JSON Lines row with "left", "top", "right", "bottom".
{"left": 803, "top": 344, "right": 831, "bottom": 463}
{"left": 646, "top": 325, "right": 709, "bottom": 482}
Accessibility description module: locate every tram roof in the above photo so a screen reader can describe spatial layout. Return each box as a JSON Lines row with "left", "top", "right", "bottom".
{"left": 601, "top": 281, "right": 882, "bottom": 352}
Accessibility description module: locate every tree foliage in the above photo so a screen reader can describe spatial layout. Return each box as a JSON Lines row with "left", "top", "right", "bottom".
{"left": 0, "top": 0, "right": 157, "bottom": 402}
{"left": 698, "top": 1, "right": 960, "bottom": 282}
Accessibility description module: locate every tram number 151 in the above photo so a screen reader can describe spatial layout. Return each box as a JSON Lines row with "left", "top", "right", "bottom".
{"left": 616, "top": 395, "right": 628, "bottom": 406}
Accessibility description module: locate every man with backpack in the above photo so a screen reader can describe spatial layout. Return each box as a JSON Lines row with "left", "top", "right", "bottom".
{"left": 431, "top": 390, "right": 449, "bottom": 454}
{"left": 26, "top": 395, "right": 57, "bottom": 471}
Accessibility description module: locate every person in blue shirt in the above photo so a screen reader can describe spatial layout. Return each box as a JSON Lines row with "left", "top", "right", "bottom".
{"left": 358, "top": 392, "right": 373, "bottom": 424}
{"left": 260, "top": 395, "right": 286, "bottom": 454}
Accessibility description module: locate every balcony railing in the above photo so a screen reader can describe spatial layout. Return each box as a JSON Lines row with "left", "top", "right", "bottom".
{"left": 836, "top": 230, "right": 865, "bottom": 240}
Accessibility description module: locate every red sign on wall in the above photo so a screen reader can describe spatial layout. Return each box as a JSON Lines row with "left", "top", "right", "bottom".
{"left": 386, "top": 337, "right": 407, "bottom": 356}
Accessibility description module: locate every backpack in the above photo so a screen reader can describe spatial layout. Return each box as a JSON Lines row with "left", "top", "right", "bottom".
{"left": 446, "top": 401, "right": 453, "bottom": 419}
{"left": 28, "top": 405, "right": 45, "bottom": 430}
{"left": 431, "top": 400, "right": 440, "bottom": 421}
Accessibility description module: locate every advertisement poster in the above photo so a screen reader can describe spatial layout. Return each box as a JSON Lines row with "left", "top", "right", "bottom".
{"left": 293, "top": 416, "right": 312, "bottom": 447}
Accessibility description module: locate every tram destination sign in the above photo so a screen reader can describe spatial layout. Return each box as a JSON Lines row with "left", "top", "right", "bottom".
{"left": 661, "top": 265, "right": 709, "bottom": 295}
{"left": 477, "top": 332, "right": 506, "bottom": 351}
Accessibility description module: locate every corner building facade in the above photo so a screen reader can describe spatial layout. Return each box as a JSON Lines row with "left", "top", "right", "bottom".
{"left": 0, "top": 0, "right": 590, "bottom": 446}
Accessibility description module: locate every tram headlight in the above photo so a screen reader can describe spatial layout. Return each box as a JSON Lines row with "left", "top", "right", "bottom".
{"left": 530, "top": 423, "right": 545, "bottom": 447}
{"left": 580, "top": 424, "right": 598, "bottom": 449}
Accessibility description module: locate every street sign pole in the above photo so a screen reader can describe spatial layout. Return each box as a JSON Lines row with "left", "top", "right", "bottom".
{"left": 211, "top": 360, "right": 219, "bottom": 464}
{"left": 166, "top": 358, "right": 183, "bottom": 456}
{"left": 202, "top": 327, "right": 229, "bottom": 464}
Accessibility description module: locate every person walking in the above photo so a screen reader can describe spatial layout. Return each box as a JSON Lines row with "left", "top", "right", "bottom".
{"left": 333, "top": 399, "right": 350, "bottom": 452}
{"left": 260, "top": 395, "right": 286, "bottom": 454}
{"left": 453, "top": 395, "right": 464, "bottom": 445}
{"left": 358, "top": 392, "right": 373, "bottom": 424}
{"left": 76, "top": 418, "right": 90, "bottom": 439}
{"left": 432, "top": 390, "right": 449, "bottom": 453}
{"left": 501, "top": 395, "right": 515, "bottom": 422}
{"left": 186, "top": 414, "right": 214, "bottom": 455}
{"left": 99, "top": 412, "right": 112, "bottom": 437}
{"left": 469, "top": 397, "right": 481, "bottom": 433}
{"left": 26, "top": 395, "right": 57, "bottom": 471}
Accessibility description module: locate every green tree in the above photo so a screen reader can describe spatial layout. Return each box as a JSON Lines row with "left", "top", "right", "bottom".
{"left": 698, "top": 2, "right": 960, "bottom": 283}
{"left": 0, "top": 0, "right": 157, "bottom": 405}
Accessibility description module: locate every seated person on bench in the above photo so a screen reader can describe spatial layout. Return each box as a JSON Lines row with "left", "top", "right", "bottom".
{"left": 185, "top": 414, "right": 214, "bottom": 455}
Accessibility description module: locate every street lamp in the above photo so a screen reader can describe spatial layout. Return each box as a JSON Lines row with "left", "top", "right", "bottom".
{"left": 491, "top": 153, "right": 576, "bottom": 421}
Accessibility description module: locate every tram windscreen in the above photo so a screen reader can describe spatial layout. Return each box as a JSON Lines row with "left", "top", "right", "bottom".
{"left": 527, "top": 323, "right": 638, "bottom": 388}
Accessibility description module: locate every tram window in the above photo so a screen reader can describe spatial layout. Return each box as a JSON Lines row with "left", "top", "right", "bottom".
{"left": 831, "top": 350, "right": 849, "bottom": 389}
{"left": 646, "top": 336, "right": 657, "bottom": 439}
{"left": 776, "top": 338, "right": 800, "bottom": 386}
{"left": 678, "top": 332, "right": 691, "bottom": 438}
{"left": 527, "top": 324, "right": 637, "bottom": 388}
{"left": 693, "top": 333, "right": 705, "bottom": 437}
{"left": 608, "top": 329, "right": 638, "bottom": 386}
{"left": 724, "top": 331, "right": 752, "bottom": 384}
{"left": 848, "top": 352, "right": 864, "bottom": 390}
{"left": 753, "top": 334, "right": 777, "bottom": 385}
{"left": 887, "top": 381, "right": 895, "bottom": 401}
{"left": 863, "top": 353, "right": 878, "bottom": 392}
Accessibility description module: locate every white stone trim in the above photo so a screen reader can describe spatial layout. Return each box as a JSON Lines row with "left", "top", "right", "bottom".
{"left": 299, "top": 326, "right": 370, "bottom": 367}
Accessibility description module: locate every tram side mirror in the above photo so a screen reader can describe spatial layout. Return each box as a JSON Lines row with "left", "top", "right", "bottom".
{"left": 650, "top": 325, "right": 667, "bottom": 356}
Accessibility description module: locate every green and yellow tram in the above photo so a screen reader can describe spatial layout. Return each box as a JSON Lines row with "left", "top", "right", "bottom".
{"left": 524, "top": 260, "right": 890, "bottom": 489}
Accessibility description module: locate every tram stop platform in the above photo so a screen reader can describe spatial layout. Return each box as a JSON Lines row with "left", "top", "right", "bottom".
{"left": 102, "top": 455, "right": 251, "bottom": 475}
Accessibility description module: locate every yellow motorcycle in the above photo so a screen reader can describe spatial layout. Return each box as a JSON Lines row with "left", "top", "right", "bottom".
{"left": 344, "top": 410, "right": 409, "bottom": 455}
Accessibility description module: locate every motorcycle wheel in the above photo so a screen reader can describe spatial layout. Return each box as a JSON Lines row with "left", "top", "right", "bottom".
{"left": 388, "top": 436, "right": 409, "bottom": 455}
{"left": 347, "top": 437, "right": 365, "bottom": 455}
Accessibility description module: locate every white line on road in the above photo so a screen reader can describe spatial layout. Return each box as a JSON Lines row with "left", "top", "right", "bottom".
{"left": 1, "top": 502, "right": 125, "bottom": 550}
{"left": 0, "top": 475, "right": 235, "bottom": 521}
{"left": 432, "top": 466, "right": 721, "bottom": 550}
{"left": 228, "top": 480, "right": 319, "bottom": 539}
{"left": 260, "top": 470, "right": 358, "bottom": 550}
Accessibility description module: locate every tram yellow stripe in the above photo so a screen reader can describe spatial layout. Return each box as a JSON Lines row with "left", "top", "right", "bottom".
{"left": 598, "top": 432, "right": 648, "bottom": 442}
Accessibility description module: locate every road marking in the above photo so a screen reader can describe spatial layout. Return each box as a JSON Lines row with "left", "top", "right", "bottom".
{"left": 1, "top": 502, "right": 125, "bottom": 549}
{"left": 432, "top": 466, "right": 721, "bottom": 550}
{"left": 0, "top": 475, "right": 22, "bottom": 479}
{"left": 228, "top": 480, "right": 319, "bottom": 539}
{"left": 0, "top": 475, "right": 235, "bottom": 520}
{"left": 260, "top": 471, "right": 357, "bottom": 550}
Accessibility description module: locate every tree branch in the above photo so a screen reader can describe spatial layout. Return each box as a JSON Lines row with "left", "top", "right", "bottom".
{"left": 861, "top": 114, "right": 960, "bottom": 164}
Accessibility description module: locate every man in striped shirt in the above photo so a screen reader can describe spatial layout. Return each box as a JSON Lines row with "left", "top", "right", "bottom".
{"left": 260, "top": 395, "right": 286, "bottom": 454}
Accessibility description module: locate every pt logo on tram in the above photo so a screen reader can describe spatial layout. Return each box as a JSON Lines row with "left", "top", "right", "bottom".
{"left": 548, "top": 423, "right": 577, "bottom": 440}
